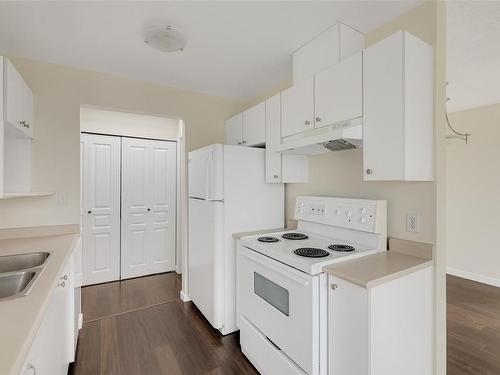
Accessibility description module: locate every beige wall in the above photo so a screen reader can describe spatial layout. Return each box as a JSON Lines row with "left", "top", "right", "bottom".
{"left": 80, "top": 106, "right": 179, "bottom": 140}
{"left": 446, "top": 102, "right": 500, "bottom": 285}
{"left": 0, "top": 57, "right": 244, "bottom": 228}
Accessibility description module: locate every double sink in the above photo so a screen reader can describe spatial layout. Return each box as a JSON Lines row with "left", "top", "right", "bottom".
{"left": 0, "top": 252, "right": 50, "bottom": 300}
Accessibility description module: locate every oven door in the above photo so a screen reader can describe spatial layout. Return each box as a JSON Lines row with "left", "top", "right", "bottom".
{"left": 237, "top": 245, "right": 320, "bottom": 375}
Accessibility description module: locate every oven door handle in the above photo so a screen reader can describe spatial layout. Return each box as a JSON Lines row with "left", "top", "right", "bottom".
{"left": 241, "top": 246, "right": 310, "bottom": 287}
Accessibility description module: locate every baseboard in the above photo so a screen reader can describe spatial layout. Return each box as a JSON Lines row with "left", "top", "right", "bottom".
{"left": 180, "top": 290, "right": 191, "bottom": 302}
{"left": 78, "top": 313, "right": 84, "bottom": 330}
{"left": 447, "top": 267, "right": 500, "bottom": 287}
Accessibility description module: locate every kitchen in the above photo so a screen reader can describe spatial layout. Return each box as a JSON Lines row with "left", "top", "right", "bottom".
{"left": 0, "top": 1, "right": 464, "bottom": 374}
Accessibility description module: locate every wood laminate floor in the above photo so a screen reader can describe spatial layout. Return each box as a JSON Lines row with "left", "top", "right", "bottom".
{"left": 447, "top": 274, "right": 500, "bottom": 374}
{"left": 70, "top": 273, "right": 258, "bottom": 375}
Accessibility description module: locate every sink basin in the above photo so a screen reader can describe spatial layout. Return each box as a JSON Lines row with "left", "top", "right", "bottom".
{"left": 0, "top": 252, "right": 49, "bottom": 273}
{"left": 0, "top": 271, "right": 36, "bottom": 299}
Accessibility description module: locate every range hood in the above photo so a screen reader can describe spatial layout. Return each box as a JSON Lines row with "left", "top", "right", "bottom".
{"left": 272, "top": 117, "right": 363, "bottom": 155}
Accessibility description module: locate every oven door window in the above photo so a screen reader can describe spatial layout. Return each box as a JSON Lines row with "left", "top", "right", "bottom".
{"left": 254, "top": 272, "right": 289, "bottom": 316}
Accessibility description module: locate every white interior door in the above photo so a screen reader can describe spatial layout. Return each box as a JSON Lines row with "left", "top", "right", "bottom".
{"left": 121, "top": 137, "right": 177, "bottom": 279}
{"left": 81, "top": 133, "right": 121, "bottom": 285}
{"left": 121, "top": 138, "right": 151, "bottom": 279}
{"left": 149, "top": 140, "right": 177, "bottom": 274}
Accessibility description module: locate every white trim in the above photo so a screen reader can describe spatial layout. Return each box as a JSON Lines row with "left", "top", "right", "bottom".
{"left": 78, "top": 313, "right": 84, "bottom": 330}
{"left": 447, "top": 267, "right": 500, "bottom": 288}
{"left": 180, "top": 290, "right": 191, "bottom": 302}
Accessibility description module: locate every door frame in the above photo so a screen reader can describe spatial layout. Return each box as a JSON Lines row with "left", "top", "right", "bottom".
{"left": 80, "top": 117, "right": 184, "bottom": 283}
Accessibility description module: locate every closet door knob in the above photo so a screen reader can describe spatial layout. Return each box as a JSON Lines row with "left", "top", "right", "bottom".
{"left": 365, "top": 169, "right": 373, "bottom": 175}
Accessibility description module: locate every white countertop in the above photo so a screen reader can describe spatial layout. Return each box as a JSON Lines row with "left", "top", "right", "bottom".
{"left": 0, "top": 230, "right": 78, "bottom": 375}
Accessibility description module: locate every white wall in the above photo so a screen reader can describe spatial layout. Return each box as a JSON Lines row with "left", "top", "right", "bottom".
{"left": 446, "top": 102, "right": 500, "bottom": 286}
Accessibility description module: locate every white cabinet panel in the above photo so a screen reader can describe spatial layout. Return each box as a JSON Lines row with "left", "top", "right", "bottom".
{"left": 81, "top": 133, "right": 121, "bottom": 285}
{"left": 225, "top": 113, "right": 243, "bottom": 146}
{"left": 4, "top": 58, "right": 33, "bottom": 138}
{"left": 243, "top": 101, "right": 265, "bottom": 146}
{"left": 363, "top": 31, "right": 433, "bottom": 181}
{"left": 293, "top": 23, "right": 365, "bottom": 83}
{"left": 22, "top": 251, "right": 75, "bottom": 375}
{"left": 281, "top": 77, "right": 314, "bottom": 138}
{"left": 314, "top": 52, "right": 362, "bottom": 128}
{"left": 327, "top": 266, "right": 433, "bottom": 375}
{"left": 265, "top": 94, "right": 308, "bottom": 183}
{"left": 121, "top": 137, "right": 176, "bottom": 279}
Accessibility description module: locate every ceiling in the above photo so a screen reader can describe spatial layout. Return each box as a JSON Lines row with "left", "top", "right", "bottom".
{"left": 0, "top": 1, "right": 421, "bottom": 100}
{"left": 447, "top": 1, "right": 500, "bottom": 112}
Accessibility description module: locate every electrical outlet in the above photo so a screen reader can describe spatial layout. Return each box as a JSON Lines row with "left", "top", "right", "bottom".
{"left": 406, "top": 213, "right": 419, "bottom": 233}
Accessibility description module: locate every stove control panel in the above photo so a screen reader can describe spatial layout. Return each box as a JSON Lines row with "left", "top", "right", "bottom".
{"left": 294, "top": 196, "right": 387, "bottom": 234}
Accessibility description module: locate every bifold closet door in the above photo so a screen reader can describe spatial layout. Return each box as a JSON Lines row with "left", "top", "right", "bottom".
{"left": 121, "top": 138, "right": 177, "bottom": 279}
{"left": 81, "top": 134, "right": 121, "bottom": 285}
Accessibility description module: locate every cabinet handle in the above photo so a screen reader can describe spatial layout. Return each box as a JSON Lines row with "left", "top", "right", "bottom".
{"left": 331, "top": 283, "right": 338, "bottom": 290}
{"left": 61, "top": 274, "right": 68, "bottom": 281}
{"left": 273, "top": 174, "right": 279, "bottom": 179}
{"left": 26, "top": 363, "right": 36, "bottom": 375}
{"left": 237, "top": 142, "right": 242, "bottom": 145}
{"left": 147, "top": 208, "right": 151, "bottom": 212}
{"left": 242, "top": 140, "right": 247, "bottom": 144}
{"left": 304, "top": 120, "right": 311, "bottom": 126}
{"left": 58, "top": 281, "right": 66, "bottom": 288}
{"left": 88, "top": 210, "right": 92, "bottom": 214}
{"left": 315, "top": 117, "right": 321, "bottom": 122}
{"left": 365, "top": 169, "right": 373, "bottom": 175}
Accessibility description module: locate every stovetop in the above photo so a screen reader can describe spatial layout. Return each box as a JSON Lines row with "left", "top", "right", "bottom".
{"left": 243, "top": 230, "right": 381, "bottom": 275}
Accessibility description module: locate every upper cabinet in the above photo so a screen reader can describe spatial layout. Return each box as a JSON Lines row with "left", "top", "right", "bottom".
{"left": 281, "top": 77, "right": 314, "bottom": 137}
{"left": 225, "top": 113, "right": 243, "bottom": 146}
{"left": 293, "top": 23, "right": 365, "bottom": 83}
{"left": 225, "top": 102, "right": 266, "bottom": 147}
{"left": 4, "top": 57, "right": 33, "bottom": 138}
{"left": 242, "top": 102, "right": 266, "bottom": 146}
{"left": 314, "top": 52, "right": 362, "bottom": 129}
{"left": 0, "top": 56, "right": 41, "bottom": 198}
{"left": 265, "top": 94, "right": 308, "bottom": 184}
{"left": 363, "top": 31, "right": 433, "bottom": 181}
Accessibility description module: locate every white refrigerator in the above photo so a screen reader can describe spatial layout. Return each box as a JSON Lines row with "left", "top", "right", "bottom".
{"left": 188, "top": 144, "right": 284, "bottom": 335}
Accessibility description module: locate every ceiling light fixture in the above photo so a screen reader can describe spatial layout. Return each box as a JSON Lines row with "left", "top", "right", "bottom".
{"left": 144, "top": 25, "right": 187, "bottom": 53}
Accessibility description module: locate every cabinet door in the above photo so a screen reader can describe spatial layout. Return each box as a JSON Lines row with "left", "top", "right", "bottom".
{"left": 4, "top": 59, "right": 33, "bottom": 138}
{"left": 328, "top": 276, "right": 369, "bottom": 375}
{"left": 314, "top": 52, "right": 362, "bottom": 128}
{"left": 363, "top": 32, "right": 405, "bottom": 181}
{"left": 265, "top": 94, "right": 282, "bottom": 183}
{"left": 225, "top": 113, "right": 243, "bottom": 145}
{"left": 81, "top": 133, "right": 121, "bottom": 285}
{"left": 265, "top": 151, "right": 282, "bottom": 183}
{"left": 243, "top": 101, "right": 265, "bottom": 146}
{"left": 281, "top": 78, "right": 314, "bottom": 138}
{"left": 149, "top": 140, "right": 177, "bottom": 274}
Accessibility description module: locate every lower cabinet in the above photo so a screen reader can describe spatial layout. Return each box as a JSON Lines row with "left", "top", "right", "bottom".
{"left": 328, "top": 266, "right": 433, "bottom": 375}
{"left": 21, "top": 249, "right": 78, "bottom": 375}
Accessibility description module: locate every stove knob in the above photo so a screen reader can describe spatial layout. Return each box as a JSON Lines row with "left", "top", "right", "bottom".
{"left": 346, "top": 210, "right": 352, "bottom": 217}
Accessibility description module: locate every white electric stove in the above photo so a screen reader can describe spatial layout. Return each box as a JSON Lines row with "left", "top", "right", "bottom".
{"left": 236, "top": 196, "right": 387, "bottom": 375}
